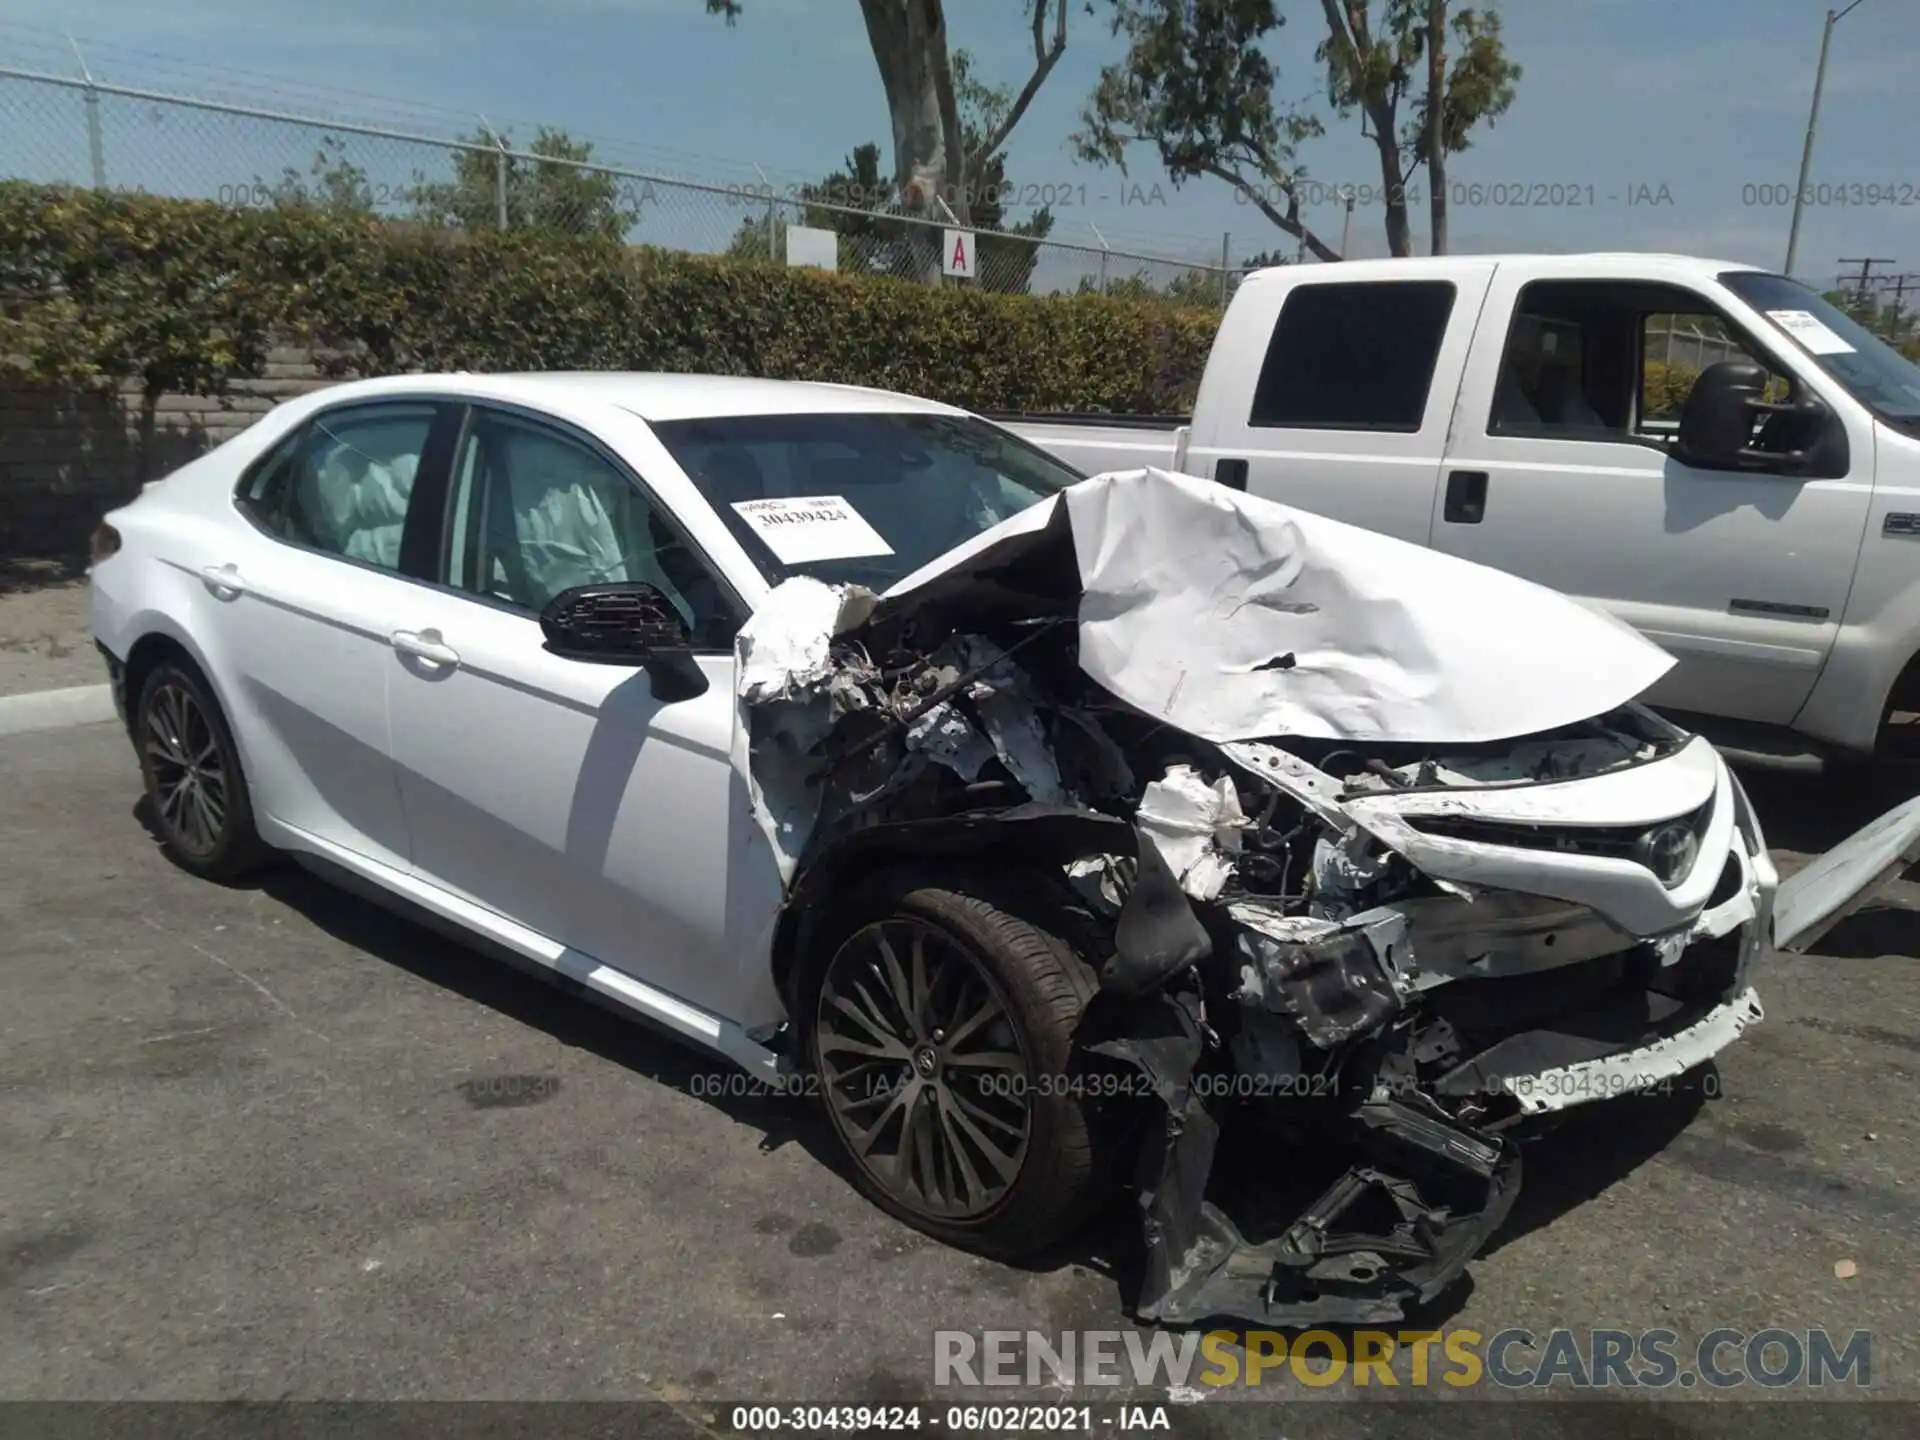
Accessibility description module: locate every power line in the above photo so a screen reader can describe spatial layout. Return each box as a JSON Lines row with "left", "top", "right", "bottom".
{"left": 1837, "top": 256, "right": 1896, "bottom": 303}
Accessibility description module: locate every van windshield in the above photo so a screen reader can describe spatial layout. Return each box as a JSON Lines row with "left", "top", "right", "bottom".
{"left": 1722, "top": 271, "right": 1920, "bottom": 432}
{"left": 649, "top": 411, "right": 1084, "bottom": 589}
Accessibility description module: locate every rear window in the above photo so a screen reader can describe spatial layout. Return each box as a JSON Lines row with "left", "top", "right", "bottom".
{"left": 649, "top": 411, "right": 1081, "bottom": 589}
{"left": 1249, "top": 280, "right": 1457, "bottom": 432}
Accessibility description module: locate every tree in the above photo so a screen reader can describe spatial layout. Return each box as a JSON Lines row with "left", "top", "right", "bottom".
{"left": 1316, "top": 1, "right": 1520, "bottom": 255}
{"left": 725, "top": 142, "right": 914, "bottom": 272}
{"left": 1075, "top": 266, "right": 1228, "bottom": 307}
{"left": 1076, "top": 1, "right": 1343, "bottom": 262}
{"left": 724, "top": 49, "right": 1057, "bottom": 293}
{"left": 1077, "top": 1, "right": 1520, "bottom": 260}
{"left": 950, "top": 48, "right": 1056, "bottom": 292}
{"left": 408, "top": 126, "right": 643, "bottom": 239}
{"left": 1824, "top": 287, "right": 1920, "bottom": 357}
{"left": 706, "top": 2, "right": 1071, "bottom": 250}
{"left": 258, "top": 136, "right": 378, "bottom": 215}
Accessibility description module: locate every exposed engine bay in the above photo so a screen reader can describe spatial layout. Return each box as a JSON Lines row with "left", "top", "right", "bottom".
{"left": 736, "top": 469, "right": 1775, "bottom": 1327}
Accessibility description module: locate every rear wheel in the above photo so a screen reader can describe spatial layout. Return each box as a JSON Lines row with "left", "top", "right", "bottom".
{"left": 806, "top": 872, "right": 1107, "bottom": 1257}
{"left": 135, "top": 659, "right": 270, "bottom": 882}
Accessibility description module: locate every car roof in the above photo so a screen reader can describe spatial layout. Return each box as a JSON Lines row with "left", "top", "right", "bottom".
{"left": 288, "top": 371, "right": 972, "bottom": 424}
{"left": 1240, "top": 252, "right": 1768, "bottom": 286}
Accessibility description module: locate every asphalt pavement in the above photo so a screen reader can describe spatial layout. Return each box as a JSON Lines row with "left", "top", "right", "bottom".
{"left": 2, "top": 715, "right": 1917, "bottom": 1434}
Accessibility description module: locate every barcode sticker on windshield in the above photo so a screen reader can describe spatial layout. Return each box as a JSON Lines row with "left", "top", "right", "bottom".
{"left": 1766, "top": 309, "right": 1854, "bottom": 355}
{"left": 730, "top": 495, "right": 895, "bottom": 564}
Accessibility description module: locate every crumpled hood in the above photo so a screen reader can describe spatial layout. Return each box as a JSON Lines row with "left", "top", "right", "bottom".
{"left": 879, "top": 466, "right": 1675, "bottom": 746}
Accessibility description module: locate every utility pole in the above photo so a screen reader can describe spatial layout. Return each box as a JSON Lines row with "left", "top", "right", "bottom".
{"left": 1838, "top": 256, "right": 1895, "bottom": 306}
{"left": 1878, "top": 272, "right": 1918, "bottom": 340}
{"left": 1785, "top": 1, "right": 1871, "bottom": 276}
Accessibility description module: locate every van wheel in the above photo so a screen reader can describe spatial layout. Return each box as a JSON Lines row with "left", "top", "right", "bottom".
{"left": 135, "top": 659, "right": 271, "bottom": 882}
{"left": 805, "top": 870, "right": 1106, "bottom": 1258}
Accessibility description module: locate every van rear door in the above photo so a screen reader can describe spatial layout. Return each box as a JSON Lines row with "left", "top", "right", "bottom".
{"left": 1187, "top": 263, "right": 1496, "bottom": 545}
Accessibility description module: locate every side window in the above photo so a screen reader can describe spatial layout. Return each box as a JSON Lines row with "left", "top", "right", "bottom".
{"left": 443, "top": 409, "right": 743, "bottom": 649}
{"left": 238, "top": 404, "right": 435, "bottom": 572}
{"left": 1490, "top": 290, "right": 1622, "bottom": 437}
{"left": 1249, "top": 280, "right": 1457, "bottom": 432}
{"left": 1640, "top": 310, "right": 1789, "bottom": 433}
{"left": 235, "top": 428, "right": 305, "bottom": 532}
{"left": 1490, "top": 282, "right": 1792, "bottom": 444}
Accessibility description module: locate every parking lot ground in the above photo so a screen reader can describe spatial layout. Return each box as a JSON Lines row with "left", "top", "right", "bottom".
{"left": 3, "top": 720, "right": 1918, "bottom": 1433}
{"left": 0, "top": 568, "right": 97, "bottom": 700}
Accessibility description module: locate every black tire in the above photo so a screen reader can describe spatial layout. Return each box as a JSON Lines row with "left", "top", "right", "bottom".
{"left": 803, "top": 867, "right": 1107, "bottom": 1258}
{"left": 134, "top": 658, "right": 272, "bottom": 882}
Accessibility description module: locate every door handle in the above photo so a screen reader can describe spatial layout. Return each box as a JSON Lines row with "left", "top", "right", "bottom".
{"left": 1215, "top": 457, "right": 1249, "bottom": 492}
{"left": 200, "top": 563, "right": 247, "bottom": 596}
{"left": 391, "top": 629, "right": 461, "bottom": 669}
{"left": 1443, "top": 470, "right": 1489, "bottom": 524}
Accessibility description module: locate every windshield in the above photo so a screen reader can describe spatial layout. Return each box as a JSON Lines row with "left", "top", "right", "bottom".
{"left": 1721, "top": 270, "right": 1920, "bottom": 431}
{"left": 649, "top": 410, "right": 1085, "bottom": 589}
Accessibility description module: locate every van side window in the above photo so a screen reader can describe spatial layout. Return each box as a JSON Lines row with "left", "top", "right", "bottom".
{"left": 1249, "top": 280, "right": 1457, "bottom": 432}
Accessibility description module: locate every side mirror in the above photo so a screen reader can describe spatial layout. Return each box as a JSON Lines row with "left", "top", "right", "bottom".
{"left": 539, "top": 582, "right": 708, "bottom": 701}
{"left": 1676, "top": 359, "right": 1834, "bottom": 474}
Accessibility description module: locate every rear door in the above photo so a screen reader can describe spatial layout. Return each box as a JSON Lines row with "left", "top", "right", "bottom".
{"left": 1185, "top": 265, "right": 1495, "bottom": 543}
{"left": 1428, "top": 269, "right": 1875, "bottom": 725}
{"left": 215, "top": 398, "right": 459, "bottom": 870}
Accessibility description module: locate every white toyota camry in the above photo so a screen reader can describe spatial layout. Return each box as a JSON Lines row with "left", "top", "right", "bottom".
{"left": 88, "top": 371, "right": 1920, "bottom": 1328}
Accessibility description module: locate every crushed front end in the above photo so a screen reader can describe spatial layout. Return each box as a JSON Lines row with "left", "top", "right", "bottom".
{"left": 732, "top": 468, "right": 1902, "bottom": 1329}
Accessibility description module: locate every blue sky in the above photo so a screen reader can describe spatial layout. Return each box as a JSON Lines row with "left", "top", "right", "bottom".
{"left": 2, "top": 0, "right": 1915, "bottom": 286}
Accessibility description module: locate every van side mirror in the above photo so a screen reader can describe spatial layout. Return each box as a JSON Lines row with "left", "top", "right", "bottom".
{"left": 539, "top": 582, "right": 708, "bottom": 701}
{"left": 1676, "top": 359, "right": 1836, "bottom": 475}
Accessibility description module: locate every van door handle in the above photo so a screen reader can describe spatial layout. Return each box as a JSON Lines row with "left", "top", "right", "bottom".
{"left": 1215, "top": 457, "right": 1249, "bottom": 492}
{"left": 391, "top": 629, "right": 461, "bottom": 669}
{"left": 1444, "top": 470, "right": 1489, "bottom": 524}
{"left": 200, "top": 563, "right": 246, "bottom": 597}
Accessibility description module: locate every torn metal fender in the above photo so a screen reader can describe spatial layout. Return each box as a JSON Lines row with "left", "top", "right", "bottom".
{"left": 1772, "top": 792, "right": 1920, "bottom": 953}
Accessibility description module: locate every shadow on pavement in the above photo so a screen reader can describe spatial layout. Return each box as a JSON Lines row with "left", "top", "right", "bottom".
{"left": 1736, "top": 763, "right": 1920, "bottom": 858}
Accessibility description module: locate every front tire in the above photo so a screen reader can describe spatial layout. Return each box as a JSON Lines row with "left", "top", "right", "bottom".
{"left": 135, "top": 658, "right": 270, "bottom": 882}
{"left": 805, "top": 869, "right": 1108, "bottom": 1259}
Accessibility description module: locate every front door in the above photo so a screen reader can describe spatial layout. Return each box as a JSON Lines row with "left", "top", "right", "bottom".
{"left": 1431, "top": 274, "right": 1873, "bottom": 725}
{"left": 381, "top": 403, "right": 782, "bottom": 1024}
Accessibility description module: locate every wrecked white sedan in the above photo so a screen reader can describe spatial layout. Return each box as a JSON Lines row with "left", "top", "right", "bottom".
{"left": 89, "top": 374, "right": 1920, "bottom": 1328}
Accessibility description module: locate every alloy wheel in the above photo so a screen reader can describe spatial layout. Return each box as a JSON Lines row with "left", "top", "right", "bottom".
{"left": 144, "top": 680, "right": 229, "bottom": 857}
{"left": 815, "top": 918, "right": 1033, "bottom": 1221}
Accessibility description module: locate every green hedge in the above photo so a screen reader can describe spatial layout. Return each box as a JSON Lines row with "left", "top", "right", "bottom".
{"left": 1640, "top": 360, "right": 1700, "bottom": 420}
{"left": 0, "top": 184, "right": 1216, "bottom": 413}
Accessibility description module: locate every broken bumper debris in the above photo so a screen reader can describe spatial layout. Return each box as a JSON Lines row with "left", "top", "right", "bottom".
{"left": 734, "top": 467, "right": 1920, "bottom": 1327}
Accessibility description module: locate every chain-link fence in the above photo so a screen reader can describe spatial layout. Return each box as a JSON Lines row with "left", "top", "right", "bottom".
{"left": 1644, "top": 315, "right": 1746, "bottom": 373}
{"left": 0, "top": 65, "right": 1236, "bottom": 305}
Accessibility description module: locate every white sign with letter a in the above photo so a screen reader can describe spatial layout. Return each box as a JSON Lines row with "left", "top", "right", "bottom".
{"left": 942, "top": 228, "right": 977, "bottom": 279}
